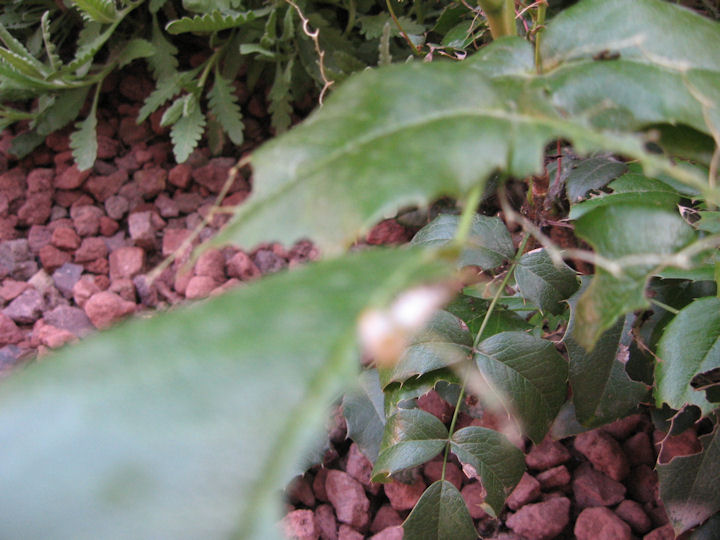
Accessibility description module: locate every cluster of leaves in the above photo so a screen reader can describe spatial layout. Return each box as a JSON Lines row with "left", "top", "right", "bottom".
{"left": 0, "top": 0, "right": 719, "bottom": 539}
{"left": 0, "top": 0, "right": 493, "bottom": 169}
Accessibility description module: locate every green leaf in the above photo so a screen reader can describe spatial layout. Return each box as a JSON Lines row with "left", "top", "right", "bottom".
{"left": 450, "top": 426, "right": 525, "bottom": 516}
{"left": 40, "top": 11, "right": 61, "bottom": 72}
{"left": 115, "top": 38, "right": 156, "bottom": 69}
{"left": 565, "top": 280, "right": 649, "bottom": 427}
{"left": 268, "top": 61, "right": 292, "bottom": 134}
{"left": 378, "top": 310, "right": 472, "bottom": 388}
{"left": 165, "top": 10, "right": 258, "bottom": 35}
{"left": 402, "top": 480, "right": 476, "bottom": 540}
{"left": 658, "top": 428, "right": 720, "bottom": 535}
{"left": 69, "top": 95, "right": 98, "bottom": 171}
{"left": 570, "top": 168, "right": 681, "bottom": 220}
{"left": 412, "top": 214, "right": 514, "bottom": 270}
{"left": 342, "top": 369, "right": 386, "bottom": 462}
{"left": 565, "top": 155, "right": 627, "bottom": 202}
{"left": 147, "top": 14, "right": 179, "bottom": 81}
{"left": 446, "top": 294, "right": 531, "bottom": 338}
{"left": 474, "top": 332, "right": 568, "bottom": 443}
{"left": 690, "top": 513, "right": 720, "bottom": 540}
{"left": 515, "top": 248, "right": 579, "bottom": 315}
{"left": 208, "top": 69, "right": 244, "bottom": 145}
{"left": 573, "top": 203, "right": 696, "bottom": 349}
{"left": 34, "top": 87, "right": 90, "bottom": 136}
{"left": 170, "top": 95, "right": 206, "bottom": 163}
{"left": 371, "top": 408, "right": 448, "bottom": 482}
{"left": 383, "top": 370, "right": 461, "bottom": 417}
{"left": 0, "top": 47, "right": 47, "bottom": 78}
{"left": 216, "top": 26, "right": 711, "bottom": 254}
{"left": 0, "top": 247, "right": 452, "bottom": 540}
{"left": 655, "top": 297, "right": 720, "bottom": 417}
{"left": 71, "top": 0, "right": 118, "bottom": 24}
{"left": 138, "top": 71, "right": 190, "bottom": 124}
{"left": 150, "top": 0, "right": 168, "bottom": 13}
{"left": 0, "top": 19, "right": 48, "bottom": 75}
{"left": 9, "top": 130, "right": 45, "bottom": 159}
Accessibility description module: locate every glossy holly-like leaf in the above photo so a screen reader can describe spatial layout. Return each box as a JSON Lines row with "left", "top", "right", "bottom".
{"left": 402, "top": 480, "right": 476, "bottom": 540}
{"left": 690, "top": 513, "right": 720, "bottom": 539}
{"left": 165, "top": 10, "right": 260, "bottom": 34}
{"left": 378, "top": 310, "right": 473, "bottom": 388}
{"left": 573, "top": 203, "right": 696, "bottom": 349}
{"left": 446, "top": 294, "right": 531, "bottom": 338}
{"left": 515, "top": 248, "right": 579, "bottom": 315}
{"left": 565, "top": 155, "right": 627, "bottom": 202}
{"left": 450, "top": 426, "right": 525, "bottom": 516}
{"left": 655, "top": 297, "right": 720, "bottom": 417}
{"left": 382, "top": 370, "right": 461, "bottom": 417}
{"left": 474, "top": 331, "right": 567, "bottom": 443}
{"left": 565, "top": 281, "right": 649, "bottom": 427}
{"left": 658, "top": 428, "right": 720, "bottom": 535}
{"left": 371, "top": 408, "right": 449, "bottom": 482}
{"left": 0, "top": 248, "right": 451, "bottom": 540}
{"left": 411, "top": 213, "right": 514, "bottom": 269}
{"left": 215, "top": 23, "right": 712, "bottom": 255}
{"left": 342, "top": 369, "right": 386, "bottom": 462}
{"left": 569, "top": 167, "right": 681, "bottom": 220}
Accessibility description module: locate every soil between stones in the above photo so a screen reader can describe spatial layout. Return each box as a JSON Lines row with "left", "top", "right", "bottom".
{"left": 0, "top": 63, "right": 698, "bottom": 540}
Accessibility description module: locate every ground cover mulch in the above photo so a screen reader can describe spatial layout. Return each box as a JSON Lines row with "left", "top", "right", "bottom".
{"left": 0, "top": 62, "right": 703, "bottom": 540}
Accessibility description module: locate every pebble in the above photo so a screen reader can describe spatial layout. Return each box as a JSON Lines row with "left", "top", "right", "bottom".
{"left": 525, "top": 436, "right": 572, "bottom": 470}
{"left": 325, "top": 470, "right": 369, "bottom": 529}
{"left": 574, "top": 506, "right": 632, "bottom": 540}
{"left": 572, "top": 462, "right": 626, "bottom": 508}
{"left": 3, "top": 288, "right": 45, "bottom": 324}
{"left": 109, "top": 246, "right": 145, "bottom": 281}
{"left": 383, "top": 477, "right": 426, "bottom": 512}
{"left": 283, "top": 509, "right": 318, "bottom": 540}
{"left": 506, "top": 496, "right": 571, "bottom": 540}
{"left": 83, "top": 291, "right": 135, "bottom": 329}
{"left": 574, "top": 429, "right": 630, "bottom": 481}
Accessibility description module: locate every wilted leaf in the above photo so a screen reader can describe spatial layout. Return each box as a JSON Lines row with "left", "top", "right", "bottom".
{"left": 655, "top": 297, "right": 720, "bottom": 417}
{"left": 474, "top": 331, "right": 567, "bottom": 443}
{"left": 565, "top": 281, "right": 649, "bottom": 427}
{"left": 412, "top": 214, "right": 514, "bottom": 269}
{"left": 515, "top": 248, "right": 579, "bottom": 315}
{"left": 450, "top": 426, "right": 525, "bottom": 516}
{"left": 372, "top": 408, "right": 449, "bottom": 482}
{"left": 402, "top": 480, "right": 477, "bottom": 540}
{"left": 658, "top": 428, "right": 720, "bottom": 535}
{"left": 0, "top": 248, "right": 451, "bottom": 540}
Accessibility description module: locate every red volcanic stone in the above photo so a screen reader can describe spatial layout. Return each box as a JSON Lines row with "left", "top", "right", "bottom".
{"left": 623, "top": 432, "right": 656, "bottom": 467}
{"left": 72, "top": 275, "right": 101, "bottom": 308}
{"left": 423, "top": 460, "right": 463, "bottom": 491}
{"left": 313, "top": 467, "right": 329, "bottom": 502}
{"left": 84, "top": 291, "right": 135, "bottom": 329}
{"left": 0, "top": 313, "right": 23, "bottom": 345}
{"left": 526, "top": 437, "right": 571, "bottom": 470}
{"left": 345, "top": 443, "right": 374, "bottom": 487}
{"left": 602, "top": 413, "right": 648, "bottom": 440}
{"left": 74, "top": 237, "right": 108, "bottom": 263}
{"left": 109, "top": 278, "right": 136, "bottom": 303}
{"left": 384, "top": 477, "right": 426, "bottom": 511}
{"left": 104, "top": 195, "right": 129, "bottom": 220}
{"left": 27, "top": 225, "right": 51, "bottom": 253}
{"left": 192, "top": 157, "right": 234, "bottom": 193}
{"left": 226, "top": 251, "right": 261, "bottom": 281}
{"left": 417, "top": 390, "right": 453, "bottom": 423}
{"left": 461, "top": 482, "right": 488, "bottom": 519}
{"left": 39, "top": 244, "right": 72, "bottom": 272}
{"left": 369, "top": 526, "right": 403, "bottom": 540}
{"left": 506, "top": 496, "right": 571, "bottom": 540}
{"left": 184, "top": 276, "right": 218, "bottom": 300}
{"left": 84, "top": 257, "right": 109, "bottom": 274}
{"left": 34, "top": 322, "right": 75, "bottom": 349}
{"left": 96, "top": 135, "right": 120, "bottom": 159}
{"left": 55, "top": 164, "right": 90, "bottom": 190}
{"left": 174, "top": 191, "right": 204, "bottom": 214}
{"left": 314, "top": 504, "right": 337, "bottom": 540}
{"left": 287, "top": 475, "right": 315, "bottom": 508}
{"left": 154, "top": 193, "right": 179, "bottom": 218}
{"left": 162, "top": 228, "right": 193, "bottom": 258}
{"left": 283, "top": 509, "right": 318, "bottom": 540}
{"left": 99, "top": 216, "right": 120, "bottom": 237}
{"left": 118, "top": 116, "right": 150, "bottom": 145}
{"left": 574, "top": 507, "right": 631, "bottom": 540}
{"left": 644, "top": 524, "right": 675, "bottom": 540}
{"left": 17, "top": 193, "right": 52, "bottom": 225}
{"left": 194, "top": 248, "right": 226, "bottom": 283}
{"left": 51, "top": 227, "right": 81, "bottom": 251}
{"left": 0, "top": 279, "right": 29, "bottom": 302}
{"left": 325, "top": 470, "right": 369, "bottom": 530}
{"left": 85, "top": 169, "right": 127, "bottom": 202}
{"left": 128, "top": 211, "right": 157, "bottom": 248}
{"left": 626, "top": 465, "right": 658, "bottom": 504}
{"left": 615, "top": 499, "right": 652, "bottom": 534}
{"left": 3, "top": 288, "right": 45, "bottom": 324}
{"left": 71, "top": 205, "right": 104, "bottom": 237}
{"left": 134, "top": 167, "right": 167, "bottom": 199}
{"left": 366, "top": 220, "right": 408, "bottom": 245}
{"left": 26, "top": 168, "right": 53, "bottom": 193}
{"left": 572, "top": 462, "right": 626, "bottom": 508}
{"left": 654, "top": 429, "right": 702, "bottom": 464}
{"left": 168, "top": 163, "right": 192, "bottom": 189}
{"left": 506, "top": 472, "right": 542, "bottom": 510}
{"left": 369, "top": 505, "right": 402, "bottom": 534}
{"left": 109, "top": 246, "right": 145, "bottom": 281}
{"left": 574, "top": 429, "right": 630, "bottom": 481}
{"left": 536, "top": 465, "right": 571, "bottom": 490}
{"left": 338, "top": 525, "right": 362, "bottom": 540}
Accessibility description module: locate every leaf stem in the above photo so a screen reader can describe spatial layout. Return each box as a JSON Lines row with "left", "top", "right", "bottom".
{"left": 385, "top": 0, "right": 421, "bottom": 56}
{"left": 477, "top": 0, "right": 516, "bottom": 39}
{"left": 650, "top": 298, "right": 680, "bottom": 315}
{"left": 532, "top": 1, "right": 547, "bottom": 74}
{"left": 441, "top": 231, "right": 529, "bottom": 481}
{"left": 452, "top": 184, "right": 483, "bottom": 248}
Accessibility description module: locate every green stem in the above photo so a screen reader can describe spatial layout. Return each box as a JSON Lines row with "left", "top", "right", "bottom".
{"left": 477, "top": 0, "right": 516, "bottom": 40}
{"left": 385, "top": 0, "right": 421, "bottom": 56}
{"left": 441, "top": 232, "right": 529, "bottom": 481}
{"left": 343, "top": 0, "right": 357, "bottom": 36}
{"left": 533, "top": 1, "right": 547, "bottom": 73}
{"left": 452, "top": 184, "right": 483, "bottom": 248}
{"left": 650, "top": 298, "right": 680, "bottom": 315}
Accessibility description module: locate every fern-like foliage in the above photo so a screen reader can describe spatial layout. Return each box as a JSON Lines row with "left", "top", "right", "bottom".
{"left": 170, "top": 95, "right": 206, "bottom": 163}
{"left": 40, "top": 11, "right": 61, "bottom": 71}
{"left": 165, "top": 10, "right": 260, "bottom": 34}
{"left": 71, "top": 0, "right": 118, "bottom": 24}
{"left": 268, "top": 61, "right": 293, "bottom": 133}
{"left": 147, "top": 15, "right": 178, "bottom": 81}
{"left": 208, "top": 69, "right": 244, "bottom": 145}
{"left": 69, "top": 86, "right": 100, "bottom": 171}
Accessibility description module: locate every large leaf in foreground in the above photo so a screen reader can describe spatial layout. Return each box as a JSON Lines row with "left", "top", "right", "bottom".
{"left": 474, "top": 332, "right": 568, "bottom": 443}
{"left": 402, "top": 480, "right": 476, "bottom": 540}
{"left": 371, "top": 408, "right": 448, "bottom": 482}
{"left": 572, "top": 203, "right": 696, "bottom": 349}
{"left": 450, "top": 426, "right": 525, "bottom": 516}
{"left": 655, "top": 297, "right": 720, "bottom": 417}
{"left": 565, "top": 282, "right": 648, "bottom": 427}
{"left": 658, "top": 428, "right": 720, "bottom": 534}
{"left": 514, "top": 248, "right": 578, "bottom": 315}
{"left": 215, "top": 37, "right": 711, "bottom": 253}
{"left": 342, "top": 369, "right": 386, "bottom": 462}
{"left": 0, "top": 248, "right": 450, "bottom": 540}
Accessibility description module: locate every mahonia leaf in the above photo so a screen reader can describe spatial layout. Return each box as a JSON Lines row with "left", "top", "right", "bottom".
{"left": 342, "top": 369, "right": 386, "bottom": 462}
{"left": 403, "top": 480, "right": 477, "bottom": 540}
{"left": 171, "top": 95, "right": 206, "bottom": 163}
{"left": 70, "top": 106, "right": 98, "bottom": 171}
{"left": 514, "top": 248, "right": 579, "bottom": 315}
{"left": 208, "top": 69, "right": 244, "bottom": 145}
{"left": 564, "top": 155, "right": 628, "bottom": 202}
{"left": 165, "top": 10, "right": 259, "bottom": 34}
{"left": 71, "top": 0, "right": 118, "bottom": 24}
{"left": 268, "top": 61, "right": 292, "bottom": 134}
